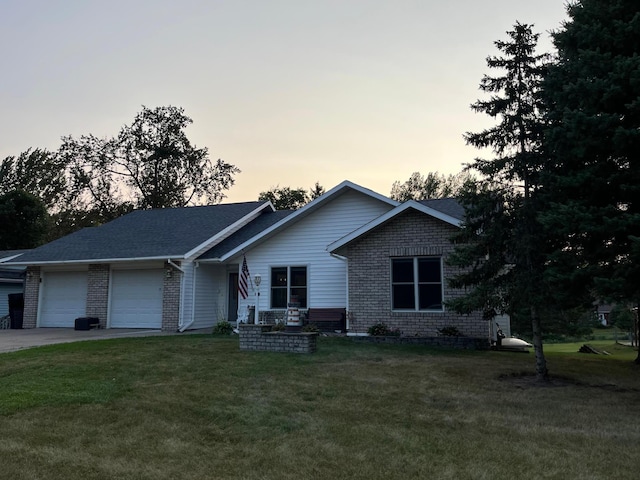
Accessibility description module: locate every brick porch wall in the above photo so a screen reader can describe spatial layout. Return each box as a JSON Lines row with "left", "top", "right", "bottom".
{"left": 239, "top": 324, "right": 318, "bottom": 353}
{"left": 342, "top": 210, "right": 489, "bottom": 340}
{"left": 86, "top": 264, "right": 110, "bottom": 328}
{"left": 22, "top": 266, "right": 41, "bottom": 328}
{"left": 162, "top": 262, "right": 181, "bottom": 332}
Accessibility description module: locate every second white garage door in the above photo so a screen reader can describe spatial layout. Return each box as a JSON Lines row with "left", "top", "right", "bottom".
{"left": 110, "top": 269, "right": 164, "bottom": 329}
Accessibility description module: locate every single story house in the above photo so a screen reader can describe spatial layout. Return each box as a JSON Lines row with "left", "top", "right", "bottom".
{"left": 2, "top": 181, "right": 490, "bottom": 341}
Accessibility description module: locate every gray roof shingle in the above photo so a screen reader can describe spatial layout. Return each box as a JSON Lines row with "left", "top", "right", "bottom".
{"left": 418, "top": 198, "right": 465, "bottom": 221}
{"left": 197, "top": 209, "right": 294, "bottom": 260}
{"left": 9, "top": 202, "right": 266, "bottom": 264}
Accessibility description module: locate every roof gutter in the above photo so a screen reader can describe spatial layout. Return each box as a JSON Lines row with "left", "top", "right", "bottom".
{"left": 5, "top": 255, "right": 187, "bottom": 267}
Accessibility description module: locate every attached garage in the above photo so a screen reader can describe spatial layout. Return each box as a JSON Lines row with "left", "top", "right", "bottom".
{"left": 39, "top": 271, "right": 88, "bottom": 327}
{"left": 109, "top": 269, "right": 164, "bottom": 328}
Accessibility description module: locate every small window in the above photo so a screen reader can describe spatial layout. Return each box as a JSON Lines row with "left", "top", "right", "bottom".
{"left": 270, "top": 266, "right": 307, "bottom": 308}
{"left": 391, "top": 257, "right": 442, "bottom": 311}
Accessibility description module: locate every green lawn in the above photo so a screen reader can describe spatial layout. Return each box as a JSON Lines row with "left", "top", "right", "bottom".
{"left": 0, "top": 335, "right": 638, "bottom": 480}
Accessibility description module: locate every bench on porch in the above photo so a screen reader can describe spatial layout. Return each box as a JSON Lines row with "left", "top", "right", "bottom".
{"left": 306, "top": 308, "right": 346, "bottom": 333}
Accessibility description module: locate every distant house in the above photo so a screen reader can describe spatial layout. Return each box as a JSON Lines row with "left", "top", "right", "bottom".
{"left": 596, "top": 304, "right": 612, "bottom": 326}
{"left": 0, "top": 250, "right": 26, "bottom": 319}
{"left": 3, "top": 181, "right": 490, "bottom": 344}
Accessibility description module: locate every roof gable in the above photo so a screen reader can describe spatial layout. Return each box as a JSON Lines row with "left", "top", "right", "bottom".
{"left": 328, "top": 199, "right": 463, "bottom": 253}
{"left": 211, "top": 180, "right": 399, "bottom": 262}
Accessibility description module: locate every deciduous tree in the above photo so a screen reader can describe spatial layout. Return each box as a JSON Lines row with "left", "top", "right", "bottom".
{"left": 259, "top": 182, "right": 325, "bottom": 210}
{"left": 0, "top": 190, "right": 49, "bottom": 249}
{"left": 59, "top": 105, "right": 240, "bottom": 211}
{"left": 390, "top": 171, "right": 471, "bottom": 201}
{"left": 308, "top": 182, "right": 325, "bottom": 201}
{"left": 259, "top": 186, "right": 308, "bottom": 210}
{"left": 0, "top": 148, "right": 68, "bottom": 211}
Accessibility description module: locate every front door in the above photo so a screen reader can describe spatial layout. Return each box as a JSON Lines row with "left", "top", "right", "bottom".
{"left": 228, "top": 272, "right": 239, "bottom": 323}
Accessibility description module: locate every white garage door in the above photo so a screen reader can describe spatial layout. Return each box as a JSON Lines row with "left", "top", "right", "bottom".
{"left": 40, "top": 271, "right": 88, "bottom": 327}
{"left": 110, "top": 269, "right": 164, "bottom": 328}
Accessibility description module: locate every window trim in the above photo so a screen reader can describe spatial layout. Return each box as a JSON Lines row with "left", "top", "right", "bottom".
{"left": 269, "top": 265, "right": 308, "bottom": 309}
{"left": 390, "top": 256, "right": 443, "bottom": 312}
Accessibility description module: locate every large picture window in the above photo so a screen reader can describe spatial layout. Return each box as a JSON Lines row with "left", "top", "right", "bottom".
{"left": 391, "top": 257, "right": 442, "bottom": 311}
{"left": 270, "top": 266, "right": 307, "bottom": 308}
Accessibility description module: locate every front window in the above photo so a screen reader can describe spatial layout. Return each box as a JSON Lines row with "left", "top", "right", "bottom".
{"left": 391, "top": 257, "right": 442, "bottom": 311}
{"left": 270, "top": 266, "right": 307, "bottom": 308}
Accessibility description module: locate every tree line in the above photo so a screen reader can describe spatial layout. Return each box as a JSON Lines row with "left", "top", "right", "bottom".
{"left": 0, "top": 106, "right": 239, "bottom": 249}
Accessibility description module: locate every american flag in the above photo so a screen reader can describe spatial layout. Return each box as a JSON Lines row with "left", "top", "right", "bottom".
{"left": 238, "top": 255, "right": 251, "bottom": 299}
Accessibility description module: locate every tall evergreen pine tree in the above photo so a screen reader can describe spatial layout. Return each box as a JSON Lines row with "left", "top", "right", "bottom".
{"left": 448, "top": 23, "right": 551, "bottom": 379}
{"left": 542, "top": 0, "right": 640, "bottom": 363}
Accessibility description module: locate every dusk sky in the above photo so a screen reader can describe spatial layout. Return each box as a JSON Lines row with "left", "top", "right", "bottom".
{"left": 1, "top": 1, "right": 568, "bottom": 203}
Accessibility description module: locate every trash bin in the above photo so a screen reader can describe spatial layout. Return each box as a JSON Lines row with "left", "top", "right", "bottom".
{"left": 74, "top": 317, "right": 100, "bottom": 330}
{"left": 8, "top": 293, "right": 24, "bottom": 329}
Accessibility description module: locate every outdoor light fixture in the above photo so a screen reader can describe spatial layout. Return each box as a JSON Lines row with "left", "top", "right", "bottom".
{"left": 165, "top": 267, "right": 172, "bottom": 279}
{"left": 254, "top": 274, "right": 261, "bottom": 287}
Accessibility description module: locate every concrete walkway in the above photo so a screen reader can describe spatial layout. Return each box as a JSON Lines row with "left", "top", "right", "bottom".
{"left": 0, "top": 328, "right": 203, "bottom": 354}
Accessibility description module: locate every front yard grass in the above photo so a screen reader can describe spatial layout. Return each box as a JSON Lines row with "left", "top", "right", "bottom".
{"left": 0, "top": 335, "right": 638, "bottom": 480}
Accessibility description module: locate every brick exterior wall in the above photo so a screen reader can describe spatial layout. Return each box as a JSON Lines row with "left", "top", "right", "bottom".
{"left": 239, "top": 324, "right": 318, "bottom": 353}
{"left": 353, "top": 335, "right": 490, "bottom": 350}
{"left": 341, "top": 210, "right": 489, "bottom": 340}
{"left": 23, "top": 266, "right": 41, "bottom": 328}
{"left": 86, "top": 264, "right": 110, "bottom": 328}
{"left": 162, "top": 262, "right": 181, "bottom": 332}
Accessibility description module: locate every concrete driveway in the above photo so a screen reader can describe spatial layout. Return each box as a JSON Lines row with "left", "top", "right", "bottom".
{"left": 0, "top": 328, "right": 181, "bottom": 354}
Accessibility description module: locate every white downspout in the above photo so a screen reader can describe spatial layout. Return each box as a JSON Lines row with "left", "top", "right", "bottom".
{"left": 178, "top": 262, "right": 199, "bottom": 332}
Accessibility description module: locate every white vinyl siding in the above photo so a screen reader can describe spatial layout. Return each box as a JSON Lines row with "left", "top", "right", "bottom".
{"left": 236, "top": 190, "right": 393, "bottom": 312}
{"left": 110, "top": 269, "right": 164, "bottom": 328}
{"left": 192, "top": 264, "right": 226, "bottom": 329}
{"left": 39, "top": 271, "right": 88, "bottom": 327}
{"left": 0, "top": 283, "right": 23, "bottom": 317}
